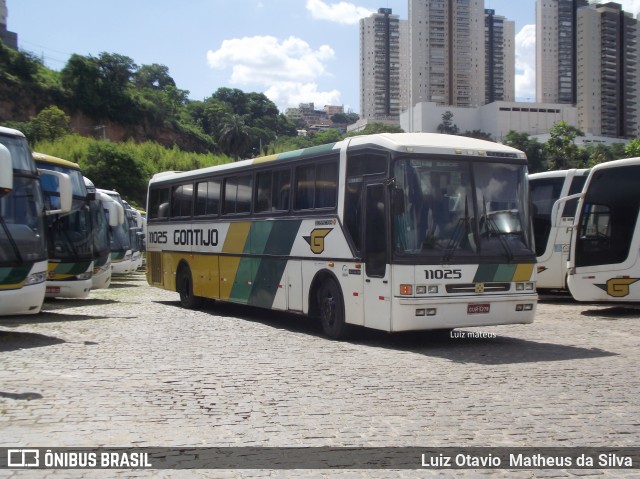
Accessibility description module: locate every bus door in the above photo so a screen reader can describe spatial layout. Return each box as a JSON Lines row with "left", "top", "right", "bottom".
{"left": 363, "top": 183, "right": 392, "bottom": 330}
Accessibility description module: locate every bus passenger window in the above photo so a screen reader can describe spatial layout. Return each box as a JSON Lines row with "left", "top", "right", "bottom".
{"left": 255, "top": 171, "right": 273, "bottom": 213}
{"left": 195, "top": 180, "right": 220, "bottom": 216}
{"left": 171, "top": 184, "right": 193, "bottom": 217}
{"left": 295, "top": 165, "right": 315, "bottom": 210}
{"left": 315, "top": 162, "right": 337, "bottom": 208}
{"left": 273, "top": 169, "right": 290, "bottom": 211}
{"left": 149, "top": 188, "right": 170, "bottom": 220}
{"left": 224, "top": 175, "right": 252, "bottom": 215}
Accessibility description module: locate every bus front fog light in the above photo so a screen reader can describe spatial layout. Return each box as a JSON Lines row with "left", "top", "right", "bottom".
{"left": 516, "top": 283, "right": 524, "bottom": 291}
{"left": 524, "top": 303, "right": 534, "bottom": 311}
{"left": 426, "top": 308, "right": 437, "bottom": 316}
{"left": 525, "top": 282, "right": 535, "bottom": 291}
{"left": 516, "top": 304, "right": 524, "bottom": 311}
{"left": 416, "top": 285, "right": 427, "bottom": 295}
{"left": 428, "top": 285, "right": 439, "bottom": 294}
{"left": 416, "top": 309, "right": 426, "bottom": 316}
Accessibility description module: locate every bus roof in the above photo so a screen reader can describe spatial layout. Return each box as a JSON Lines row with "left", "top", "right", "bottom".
{"left": 529, "top": 168, "right": 590, "bottom": 180}
{"left": 150, "top": 132, "right": 527, "bottom": 185}
{"left": 589, "top": 157, "right": 640, "bottom": 172}
{"left": 33, "top": 152, "right": 81, "bottom": 170}
{"left": 0, "top": 126, "right": 26, "bottom": 138}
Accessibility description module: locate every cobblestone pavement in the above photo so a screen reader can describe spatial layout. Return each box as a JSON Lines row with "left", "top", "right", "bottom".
{"left": 1, "top": 272, "right": 639, "bottom": 479}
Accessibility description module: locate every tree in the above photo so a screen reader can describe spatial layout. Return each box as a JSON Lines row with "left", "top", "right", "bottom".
{"left": 28, "top": 106, "right": 71, "bottom": 144}
{"left": 218, "top": 114, "right": 251, "bottom": 161}
{"left": 503, "top": 130, "right": 545, "bottom": 173}
{"left": 462, "top": 129, "right": 493, "bottom": 141}
{"left": 345, "top": 122, "right": 403, "bottom": 137}
{"left": 544, "top": 121, "right": 584, "bottom": 170}
{"left": 134, "top": 64, "right": 176, "bottom": 90}
{"left": 437, "top": 111, "right": 459, "bottom": 135}
{"left": 625, "top": 138, "right": 640, "bottom": 158}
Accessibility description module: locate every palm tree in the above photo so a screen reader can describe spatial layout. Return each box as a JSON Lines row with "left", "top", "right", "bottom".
{"left": 218, "top": 114, "right": 251, "bottom": 161}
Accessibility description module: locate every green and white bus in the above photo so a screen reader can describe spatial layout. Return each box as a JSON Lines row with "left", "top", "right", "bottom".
{"left": 34, "top": 152, "right": 93, "bottom": 299}
{"left": 566, "top": 158, "right": 640, "bottom": 302}
{"left": 146, "top": 133, "right": 537, "bottom": 339}
{"left": 529, "top": 169, "right": 589, "bottom": 290}
{"left": 98, "top": 189, "right": 136, "bottom": 275}
{"left": 84, "top": 177, "right": 124, "bottom": 289}
{"left": 0, "top": 128, "right": 71, "bottom": 315}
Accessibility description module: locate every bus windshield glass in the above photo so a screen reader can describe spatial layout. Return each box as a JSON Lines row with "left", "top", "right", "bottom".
{"left": 1, "top": 134, "right": 36, "bottom": 173}
{"left": 0, "top": 176, "right": 46, "bottom": 263}
{"left": 393, "top": 158, "right": 533, "bottom": 261}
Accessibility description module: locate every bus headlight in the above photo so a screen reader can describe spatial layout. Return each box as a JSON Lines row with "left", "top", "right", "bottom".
{"left": 25, "top": 271, "right": 47, "bottom": 285}
{"left": 76, "top": 272, "right": 92, "bottom": 280}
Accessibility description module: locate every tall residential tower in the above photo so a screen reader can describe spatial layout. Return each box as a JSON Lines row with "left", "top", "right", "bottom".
{"left": 409, "top": 0, "right": 486, "bottom": 108}
{"left": 359, "top": 8, "right": 408, "bottom": 121}
{"left": 485, "top": 9, "right": 515, "bottom": 103}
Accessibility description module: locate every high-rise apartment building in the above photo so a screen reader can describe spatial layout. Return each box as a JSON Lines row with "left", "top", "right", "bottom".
{"left": 485, "top": 9, "right": 515, "bottom": 103}
{"left": 409, "top": 0, "right": 485, "bottom": 108}
{"left": 577, "top": 3, "right": 640, "bottom": 137}
{"left": 359, "top": 8, "right": 408, "bottom": 121}
{"left": 536, "top": 0, "right": 589, "bottom": 104}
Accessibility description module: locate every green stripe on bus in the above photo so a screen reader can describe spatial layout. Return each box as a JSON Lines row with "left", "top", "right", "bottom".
{"left": 50, "top": 261, "right": 92, "bottom": 275}
{"left": 0, "top": 265, "right": 31, "bottom": 286}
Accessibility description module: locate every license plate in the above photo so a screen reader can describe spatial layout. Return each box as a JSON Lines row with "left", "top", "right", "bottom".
{"left": 467, "top": 303, "right": 490, "bottom": 314}
{"left": 46, "top": 286, "right": 60, "bottom": 294}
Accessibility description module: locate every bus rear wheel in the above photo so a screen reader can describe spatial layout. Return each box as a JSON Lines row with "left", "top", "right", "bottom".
{"left": 177, "top": 265, "right": 202, "bottom": 309}
{"left": 318, "top": 278, "right": 352, "bottom": 340}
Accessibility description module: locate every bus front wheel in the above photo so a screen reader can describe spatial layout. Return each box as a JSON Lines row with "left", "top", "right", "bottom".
{"left": 177, "top": 265, "right": 202, "bottom": 309}
{"left": 318, "top": 278, "right": 352, "bottom": 340}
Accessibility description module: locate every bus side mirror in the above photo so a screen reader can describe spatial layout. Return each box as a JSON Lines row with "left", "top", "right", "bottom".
{"left": 39, "top": 170, "right": 73, "bottom": 215}
{"left": 391, "top": 187, "right": 405, "bottom": 215}
{"left": 551, "top": 193, "right": 581, "bottom": 228}
{"left": 0, "top": 144, "right": 13, "bottom": 196}
{"left": 105, "top": 202, "right": 124, "bottom": 227}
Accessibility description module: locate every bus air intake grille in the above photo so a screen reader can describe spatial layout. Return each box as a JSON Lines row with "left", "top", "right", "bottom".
{"left": 149, "top": 252, "right": 163, "bottom": 285}
{"left": 446, "top": 283, "right": 510, "bottom": 294}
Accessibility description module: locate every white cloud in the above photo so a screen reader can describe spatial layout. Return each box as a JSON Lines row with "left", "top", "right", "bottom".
{"left": 265, "top": 82, "right": 342, "bottom": 110}
{"left": 206, "top": 35, "right": 338, "bottom": 110}
{"left": 515, "top": 24, "right": 536, "bottom": 102}
{"left": 306, "top": 0, "right": 374, "bottom": 25}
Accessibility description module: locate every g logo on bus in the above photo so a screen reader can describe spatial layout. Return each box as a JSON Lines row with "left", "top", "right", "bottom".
{"left": 596, "top": 278, "right": 640, "bottom": 298}
{"left": 475, "top": 283, "right": 485, "bottom": 294}
{"left": 304, "top": 228, "right": 332, "bottom": 254}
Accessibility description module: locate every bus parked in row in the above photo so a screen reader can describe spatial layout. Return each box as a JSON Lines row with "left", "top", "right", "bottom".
{"left": 98, "top": 188, "right": 136, "bottom": 275}
{"left": 529, "top": 169, "right": 589, "bottom": 290}
{"left": 122, "top": 199, "right": 144, "bottom": 271}
{"left": 84, "top": 177, "right": 124, "bottom": 289}
{"left": 145, "top": 133, "right": 537, "bottom": 339}
{"left": 0, "top": 127, "right": 71, "bottom": 316}
{"left": 34, "top": 153, "right": 94, "bottom": 299}
{"left": 566, "top": 158, "right": 640, "bottom": 302}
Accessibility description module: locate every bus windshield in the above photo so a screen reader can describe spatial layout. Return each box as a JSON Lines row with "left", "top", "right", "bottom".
{"left": 38, "top": 164, "right": 93, "bottom": 262}
{"left": 0, "top": 175, "right": 46, "bottom": 263}
{"left": 393, "top": 158, "right": 533, "bottom": 262}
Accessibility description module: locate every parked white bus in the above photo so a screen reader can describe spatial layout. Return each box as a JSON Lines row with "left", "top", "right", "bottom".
{"left": 529, "top": 169, "right": 589, "bottom": 289}
{"left": 98, "top": 189, "right": 136, "bottom": 275}
{"left": 566, "top": 158, "right": 640, "bottom": 302}
{"left": 0, "top": 127, "right": 71, "bottom": 315}
{"left": 84, "top": 177, "right": 124, "bottom": 289}
{"left": 34, "top": 153, "right": 94, "bottom": 299}
{"left": 145, "top": 133, "right": 537, "bottom": 339}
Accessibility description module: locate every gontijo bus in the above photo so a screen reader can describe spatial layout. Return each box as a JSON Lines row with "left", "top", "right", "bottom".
{"left": 529, "top": 169, "right": 589, "bottom": 290}
{"left": 34, "top": 152, "right": 93, "bottom": 299}
{"left": 566, "top": 157, "right": 640, "bottom": 302}
{"left": 0, "top": 127, "right": 71, "bottom": 316}
{"left": 146, "top": 133, "right": 537, "bottom": 339}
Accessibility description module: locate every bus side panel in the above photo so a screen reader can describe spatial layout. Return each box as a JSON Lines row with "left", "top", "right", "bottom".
{"left": 164, "top": 252, "right": 193, "bottom": 293}
{"left": 285, "top": 261, "right": 303, "bottom": 311}
{"left": 192, "top": 254, "right": 219, "bottom": 300}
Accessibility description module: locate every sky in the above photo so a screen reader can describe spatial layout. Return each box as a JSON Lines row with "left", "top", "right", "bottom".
{"left": 6, "top": 1, "right": 640, "bottom": 114}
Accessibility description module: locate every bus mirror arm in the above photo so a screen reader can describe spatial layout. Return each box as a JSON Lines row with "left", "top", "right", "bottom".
{"left": 550, "top": 193, "right": 582, "bottom": 228}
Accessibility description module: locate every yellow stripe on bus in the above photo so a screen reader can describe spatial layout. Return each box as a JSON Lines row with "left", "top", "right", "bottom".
{"left": 222, "top": 222, "right": 252, "bottom": 254}
{"left": 513, "top": 263, "right": 534, "bottom": 282}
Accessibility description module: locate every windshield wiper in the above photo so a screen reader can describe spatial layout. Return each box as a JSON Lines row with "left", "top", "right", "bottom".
{"left": 0, "top": 215, "right": 23, "bottom": 263}
{"left": 443, "top": 196, "right": 470, "bottom": 263}
{"left": 486, "top": 216, "right": 514, "bottom": 262}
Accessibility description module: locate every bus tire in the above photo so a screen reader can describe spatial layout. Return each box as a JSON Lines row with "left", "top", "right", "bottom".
{"left": 318, "top": 278, "right": 352, "bottom": 340}
{"left": 177, "top": 264, "right": 202, "bottom": 309}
